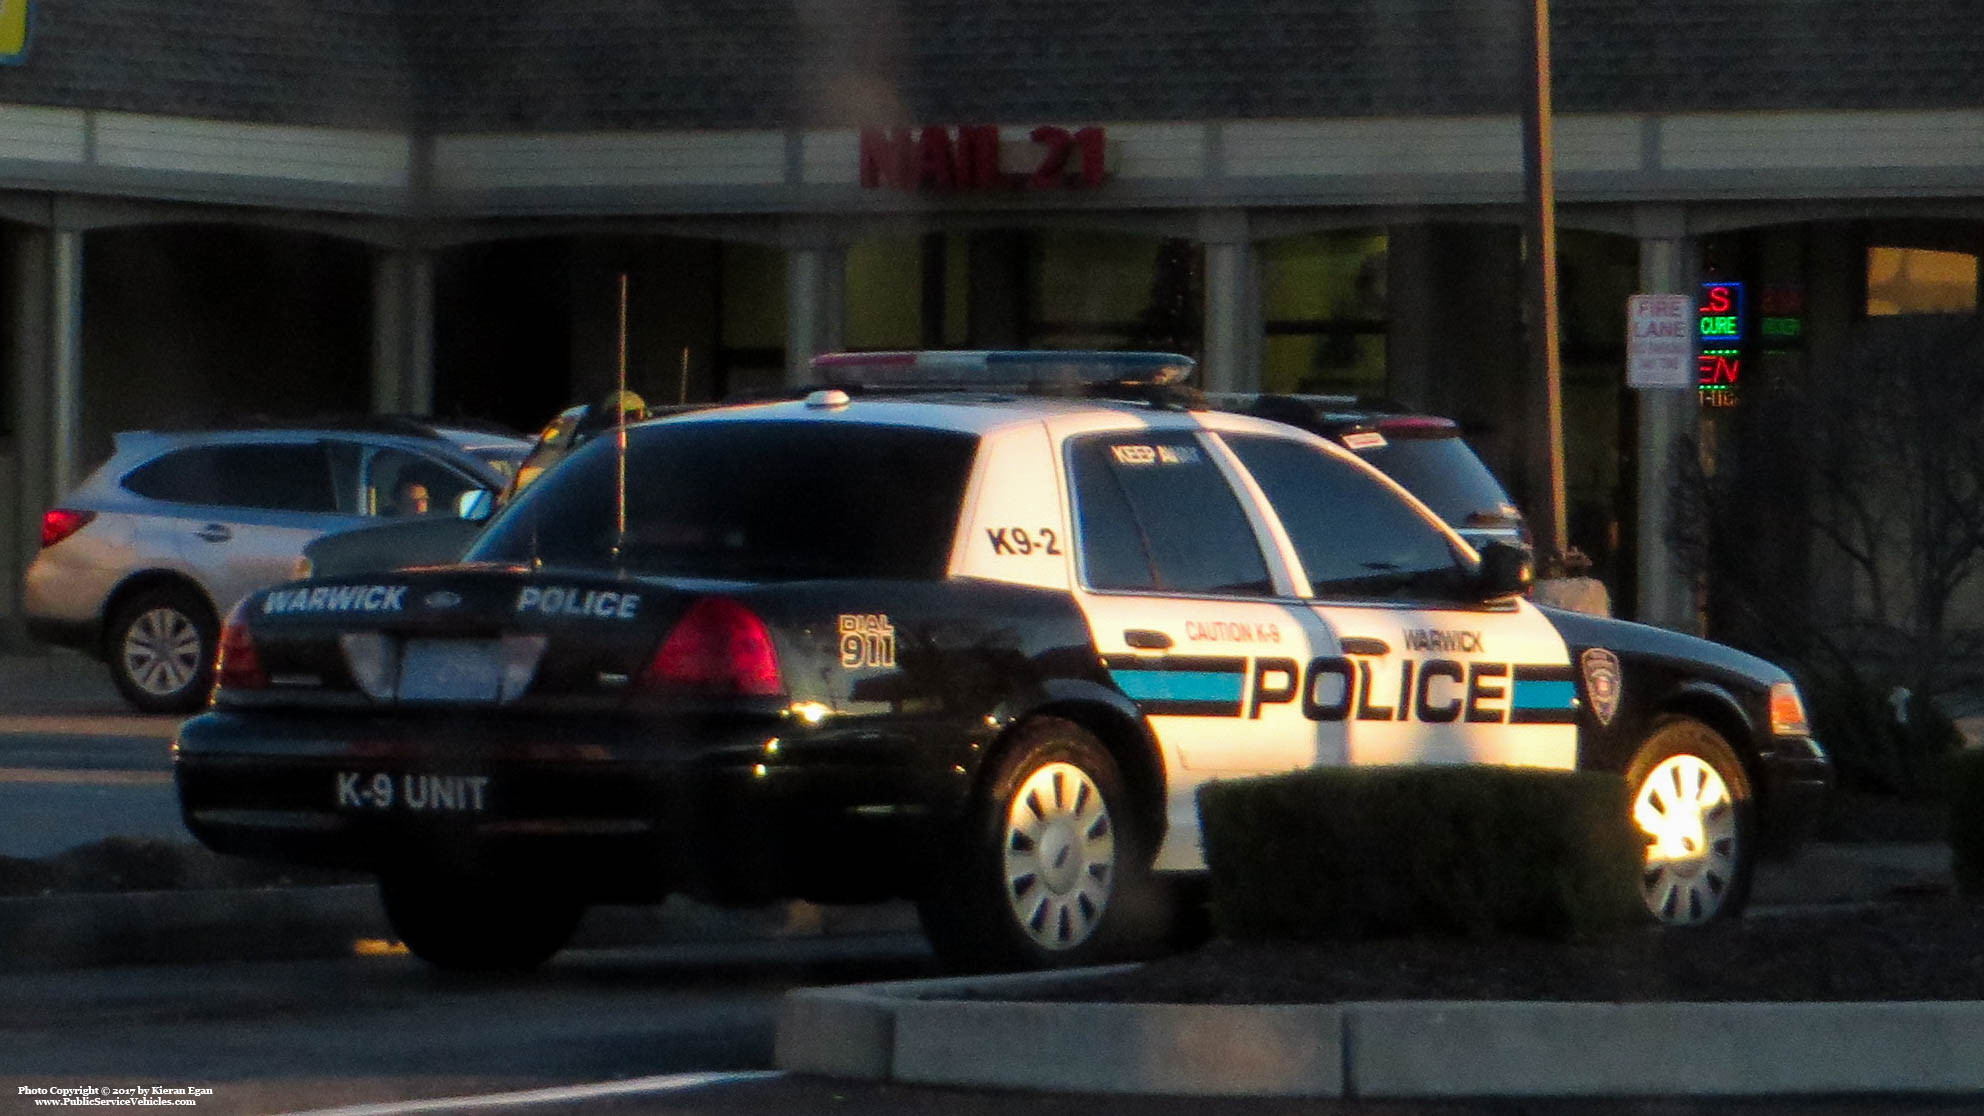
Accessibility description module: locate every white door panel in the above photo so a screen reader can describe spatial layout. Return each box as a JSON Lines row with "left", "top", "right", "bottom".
{"left": 1311, "top": 597, "right": 1578, "bottom": 770}
{"left": 1078, "top": 590, "right": 1333, "bottom": 871}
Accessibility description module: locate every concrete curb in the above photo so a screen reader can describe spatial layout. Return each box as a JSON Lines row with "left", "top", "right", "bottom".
{"left": 0, "top": 885, "right": 920, "bottom": 971}
{"left": 776, "top": 969, "right": 1984, "bottom": 1098}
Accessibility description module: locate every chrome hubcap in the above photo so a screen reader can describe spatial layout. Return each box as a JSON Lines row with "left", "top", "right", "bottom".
{"left": 1634, "top": 754, "right": 1739, "bottom": 925}
{"left": 122, "top": 607, "right": 203, "bottom": 696}
{"left": 1002, "top": 761, "right": 1116, "bottom": 952}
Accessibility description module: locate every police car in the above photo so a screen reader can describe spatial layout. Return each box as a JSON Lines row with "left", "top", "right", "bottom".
{"left": 173, "top": 350, "right": 1832, "bottom": 972}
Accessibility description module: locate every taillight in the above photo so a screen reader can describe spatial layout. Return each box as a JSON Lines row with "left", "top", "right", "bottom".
{"left": 40, "top": 508, "right": 95, "bottom": 549}
{"left": 643, "top": 597, "right": 783, "bottom": 696}
{"left": 215, "top": 603, "right": 267, "bottom": 691}
{"left": 1769, "top": 681, "right": 1811, "bottom": 737}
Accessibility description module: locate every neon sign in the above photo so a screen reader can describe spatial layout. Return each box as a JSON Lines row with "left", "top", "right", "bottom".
{"left": 1699, "top": 282, "right": 1745, "bottom": 343}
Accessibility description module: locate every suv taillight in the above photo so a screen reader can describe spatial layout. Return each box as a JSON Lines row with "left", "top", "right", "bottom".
{"left": 215, "top": 603, "right": 267, "bottom": 691}
{"left": 643, "top": 597, "right": 783, "bottom": 696}
{"left": 40, "top": 508, "right": 95, "bottom": 549}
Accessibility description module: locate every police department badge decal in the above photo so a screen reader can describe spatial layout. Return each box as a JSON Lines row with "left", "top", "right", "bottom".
{"left": 1581, "top": 648, "right": 1623, "bottom": 726}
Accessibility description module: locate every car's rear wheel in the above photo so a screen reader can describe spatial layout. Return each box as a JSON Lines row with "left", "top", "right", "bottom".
{"left": 917, "top": 717, "right": 1159, "bottom": 972}
{"left": 1627, "top": 716, "right": 1756, "bottom": 925}
{"left": 106, "top": 586, "right": 216, "bottom": 714}
{"left": 379, "top": 873, "right": 584, "bottom": 972}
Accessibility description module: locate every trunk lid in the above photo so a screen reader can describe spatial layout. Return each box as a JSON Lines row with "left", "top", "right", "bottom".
{"left": 224, "top": 565, "right": 716, "bottom": 711}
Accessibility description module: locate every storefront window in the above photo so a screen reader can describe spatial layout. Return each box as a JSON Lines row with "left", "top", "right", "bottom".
{"left": 1866, "top": 247, "right": 1979, "bottom": 315}
{"left": 719, "top": 243, "right": 785, "bottom": 395}
{"left": 844, "top": 236, "right": 923, "bottom": 350}
{"left": 1031, "top": 231, "right": 1194, "bottom": 352}
{"left": 1258, "top": 231, "right": 1387, "bottom": 395}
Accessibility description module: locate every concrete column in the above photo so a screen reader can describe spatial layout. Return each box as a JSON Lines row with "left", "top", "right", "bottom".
{"left": 6, "top": 227, "right": 52, "bottom": 628}
{"left": 370, "top": 252, "right": 404, "bottom": 414}
{"left": 404, "top": 251, "right": 436, "bottom": 415}
{"left": 1199, "top": 210, "right": 1256, "bottom": 393}
{"left": 784, "top": 224, "right": 844, "bottom": 387}
{"left": 50, "top": 229, "right": 83, "bottom": 497}
{"left": 370, "top": 249, "right": 436, "bottom": 414}
{"left": 1384, "top": 222, "right": 1437, "bottom": 409}
{"left": 1633, "top": 207, "right": 1701, "bottom": 633}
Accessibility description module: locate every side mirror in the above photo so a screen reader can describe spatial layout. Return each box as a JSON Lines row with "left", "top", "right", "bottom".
{"left": 1475, "top": 540, "right": 1534, "bottom": 600}
{"left": 456, "top": 489, "right": 497, "bottom": 523}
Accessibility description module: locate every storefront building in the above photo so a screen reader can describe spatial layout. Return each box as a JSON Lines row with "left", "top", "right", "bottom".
{"left": 0, "top": 1, "right": 1979, "bottom": 640}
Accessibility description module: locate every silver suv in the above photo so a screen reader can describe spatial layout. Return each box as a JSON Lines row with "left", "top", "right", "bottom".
{"left": 24, "top": 421, "right": 524, "bottom": 712}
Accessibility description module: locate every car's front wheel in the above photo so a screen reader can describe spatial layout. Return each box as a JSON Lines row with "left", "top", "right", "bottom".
{"left": 106, "top": 586, "right": 217, "bottom": 714}
{"left": 379, "top": 873, "right": 584, "bottom": 972}
{"left": 1627, "top": 716, "right": 1756, "bottom": 925}
{"left": 917, "top": 717, "right": 1158, "bottom": 972}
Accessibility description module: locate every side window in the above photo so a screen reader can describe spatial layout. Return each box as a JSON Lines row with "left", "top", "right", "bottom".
{"left": 214, "top": 444, "right": 338, "bottom": 513}
{"left": 123, "top": 447, "right": 226, "bottom": 504}
{"left": 1067, "top": 433, "right": 1272, "bottom": 596}
{"left": 1223, "top": 433, "right": 1465, "bottom": 599}
{"left": 363, "top": 448, "right": 479, "bottom": 517}
{"left": 123, "top": 443, "right": 335, "bottom": 513}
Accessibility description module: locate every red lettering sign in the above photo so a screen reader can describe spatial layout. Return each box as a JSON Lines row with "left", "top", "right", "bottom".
{"left": 858, "top": 125, "right": 1109, "bottom": 192}
{"left": 1697, "top": 352, "right": 1741, "bottom": 385}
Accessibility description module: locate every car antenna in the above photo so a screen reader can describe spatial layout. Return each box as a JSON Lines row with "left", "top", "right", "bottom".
{"left": 612, "top": 272, "right": 630, "bottom": 565}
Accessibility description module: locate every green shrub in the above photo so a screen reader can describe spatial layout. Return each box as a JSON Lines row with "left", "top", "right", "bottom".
{"left": 1197, "top": 766, "right": 1646, "bottom": 942}
{"left": 1945, "top": 750, "right": 1984, "bottom": 896}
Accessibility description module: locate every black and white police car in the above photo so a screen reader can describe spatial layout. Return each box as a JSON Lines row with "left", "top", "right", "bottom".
{"left": 174, "top": 350, "right": 1832, "bottom": 972}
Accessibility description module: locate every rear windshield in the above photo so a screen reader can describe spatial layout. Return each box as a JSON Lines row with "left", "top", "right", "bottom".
{"left": 468, "top": 420, "right": 977, "bottom": 580}
{"left": 1354, "top": 434, "right": 1517, "bottom": 528}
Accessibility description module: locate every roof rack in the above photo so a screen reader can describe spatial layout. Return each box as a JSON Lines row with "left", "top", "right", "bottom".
{"left": 151, "top": 414, "right": 461, "bottom": 440}
{"left": 807, "top": 350, "right": 1204, "bottom": 410}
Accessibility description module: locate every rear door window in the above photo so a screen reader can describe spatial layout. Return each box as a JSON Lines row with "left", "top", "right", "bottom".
{"left": 1066, "top": 432, "right": 1272, "bottom": 596}
{"left": 124, "top": 443, "right": 337, "bottom": 513}
{"left": 469, "top": 421, "right": 977, "bottom": 580}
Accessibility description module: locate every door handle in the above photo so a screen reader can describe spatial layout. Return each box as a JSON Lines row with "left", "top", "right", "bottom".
{"left": 1123, "top": 629, "right": 1174, "bottom": 651}
{"left": 1340, "top": 636, "right": 1391, "bottom": 656}
{"left": 193, "top": 524, "right": 232, "bottom": 543}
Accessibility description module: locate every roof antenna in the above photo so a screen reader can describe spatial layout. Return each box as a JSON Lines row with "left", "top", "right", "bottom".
{"left": 612, "top": 272, "right": 630, "bottom": 564}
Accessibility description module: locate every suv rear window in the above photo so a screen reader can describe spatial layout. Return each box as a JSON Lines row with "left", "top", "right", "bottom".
{"left": 1352, "top": 432, "right": 1515, "bottom": 528}
{"left": 468, "top": 421, "right": 977, "bottom": 580}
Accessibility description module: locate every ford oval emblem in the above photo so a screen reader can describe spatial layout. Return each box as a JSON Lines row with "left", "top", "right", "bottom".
{"left": 424, "top": 590, "right": 463, "bottom": 609}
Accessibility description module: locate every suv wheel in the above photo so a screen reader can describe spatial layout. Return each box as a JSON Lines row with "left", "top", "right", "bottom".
{"left": 1628, "top": 716, "right": 1756, "bottom": 925}
{"left": 106, "top": 587, "right": 217, "bottom": 714}
{"left": 917, "top": 717, "right": 1158, "bottom": 972}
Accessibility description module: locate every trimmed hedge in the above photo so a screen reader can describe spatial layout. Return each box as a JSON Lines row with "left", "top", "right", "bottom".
{"left": 1198, "top": 765, "right": 1646, "bottom": 942}
{"left": 1946, "top": 750, "right": 1984, "bottom": 896}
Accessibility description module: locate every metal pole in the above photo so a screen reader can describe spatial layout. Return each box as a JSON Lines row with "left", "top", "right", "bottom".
{"left": 1521, "top": 0, "right": 1569, "bottom": 572}
{"left": 614, "top": 273, "right": 628, "bottom": 558}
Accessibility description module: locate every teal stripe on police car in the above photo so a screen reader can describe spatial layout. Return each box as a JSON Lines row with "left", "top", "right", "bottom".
{"left": 1509, "top": 671, "right": 1579, "bottom": 724}
{"left": 1101, "top": 655, "right": 1249, "bottom": 718}
{"left": 1111, "top": 669, "right": 1246, "bottom": 704}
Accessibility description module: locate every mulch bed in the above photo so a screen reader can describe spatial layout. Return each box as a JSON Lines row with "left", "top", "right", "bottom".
{"left": 0, "top": 837, "right": 359, "bottom": 897}
{"left": 984, "top": 898, "right": 1984, "bottom": 1004}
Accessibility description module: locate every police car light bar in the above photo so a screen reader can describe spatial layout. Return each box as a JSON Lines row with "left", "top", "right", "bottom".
{"left": 810, "top": 350, "right": 1196, "bottom": 389}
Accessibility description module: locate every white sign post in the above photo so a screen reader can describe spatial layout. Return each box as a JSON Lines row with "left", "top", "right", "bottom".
{"left": 1626, "top": 293, "right": 1695, "bottom": 389}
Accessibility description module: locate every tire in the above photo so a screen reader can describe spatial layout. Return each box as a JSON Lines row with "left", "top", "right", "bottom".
{"left": 917, "top": 717, "right": 1159, "bottom": 972}
{"left": 379, "top": 873, "right": 584, "bottom": 972}
{"left": 1626, "top": 716, "right": 1757, "bottom": 926}
{"left": 105, "top": 586, "right": 217, "bottom": 714}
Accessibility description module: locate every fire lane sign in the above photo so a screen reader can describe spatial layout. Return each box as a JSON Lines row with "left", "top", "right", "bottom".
{"left": 1626, "top": 294, "right": 1695, "bottom": 389}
